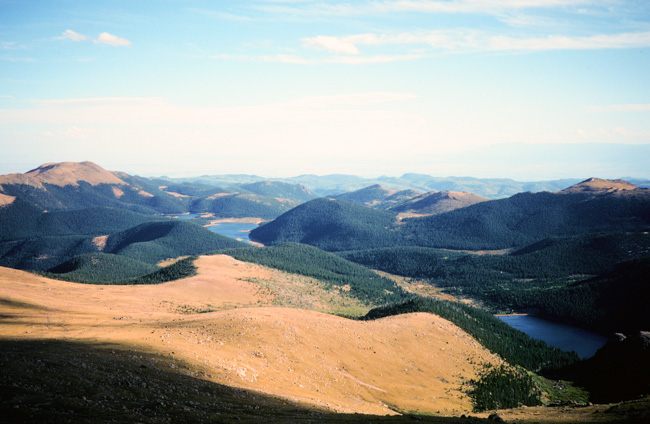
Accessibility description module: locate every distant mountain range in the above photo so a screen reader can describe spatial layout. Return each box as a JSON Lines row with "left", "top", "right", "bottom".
{"left": 0, "top": 161, "right": 317, "bottom": 218}
{"left": 333, "top": 184, "right": 489, "bottom": 217}
{"left": 251, "top": 178, "right": 650, "bottom": 251}
{"left": 167, "top": 171, "right": 650, "bottom": 199}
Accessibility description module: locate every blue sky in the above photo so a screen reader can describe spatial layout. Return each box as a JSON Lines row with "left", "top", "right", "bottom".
{"left": 1, "top": 0, "right": 649, "bottom": 179}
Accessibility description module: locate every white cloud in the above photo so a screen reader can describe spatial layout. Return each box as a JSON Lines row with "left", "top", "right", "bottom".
{"left": 303, "top": 35, "right": 360, "bottom": 54}
{"left": 300, "top": 30, "right": 650, "bottom": 54}
{"left": 61, "top": 29, "right": 87, "bottom": 42}
{"left": 93, "top": 32, "right": 132, "bottom": 47}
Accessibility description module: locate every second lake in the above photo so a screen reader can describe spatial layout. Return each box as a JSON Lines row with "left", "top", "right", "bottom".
{"left": 498, "top": 314, "right": 608, "bottom": 359}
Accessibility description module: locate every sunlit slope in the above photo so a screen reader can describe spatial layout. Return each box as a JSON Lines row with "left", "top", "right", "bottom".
{"left": 0, "top": 257, "right": 501, "bottom": 415}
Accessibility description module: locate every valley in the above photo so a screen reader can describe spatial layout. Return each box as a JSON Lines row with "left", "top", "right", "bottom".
{"left": 1, "top": 162, "right": 650, "bottom": 423}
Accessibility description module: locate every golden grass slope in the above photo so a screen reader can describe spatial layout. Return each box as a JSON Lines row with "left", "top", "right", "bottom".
{"left": 0, "top": 193, "right": 16, "bottom": 206}
{"left": 0, "top": 255, "right": 503, "bottom": 416}
{"left": 558, "top": 177, "right": 649, "bottom": 197}
{"left": 0, "top": 161, "right": 127, "bottom": 188}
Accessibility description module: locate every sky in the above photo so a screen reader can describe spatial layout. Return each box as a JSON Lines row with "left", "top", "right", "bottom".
{"left": 1, "top": 0, "right": 649, "bottom": 180}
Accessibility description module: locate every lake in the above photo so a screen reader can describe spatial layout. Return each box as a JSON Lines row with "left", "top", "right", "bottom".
{"left": 206, "top": 222, "right": 258, "bottom": 244}
{"left": 497, "top": 315, "right": 608, "bottom": 359}
{"left": 168, "top": 214, "right": 258, "bottom": 244}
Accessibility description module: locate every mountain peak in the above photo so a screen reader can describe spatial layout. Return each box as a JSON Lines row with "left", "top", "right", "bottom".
{"left": 560, "top": 178, "right": 641, "bottom": 195}
{"left": 23, "top": 161, "right": 127, "bottom": 187}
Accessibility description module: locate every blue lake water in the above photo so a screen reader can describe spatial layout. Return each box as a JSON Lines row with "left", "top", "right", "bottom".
{"left": 168, "top": 214, "right": 258, "bottom": 244}
{"left": 206, "top": 222, "right": 258, "bottom": 244}
{"left": 498, "top": 315, "right": 608, "bottom": 359}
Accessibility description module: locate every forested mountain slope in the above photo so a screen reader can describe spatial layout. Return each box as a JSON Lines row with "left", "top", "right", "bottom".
{"left": 0, "top": 218, "right": 246, "bottom": 273}
{"left": 250, "top": 198, "right": 400, "bottom": 251}
{"left": 254, "top": 179, "right": 650, "bottom": 251}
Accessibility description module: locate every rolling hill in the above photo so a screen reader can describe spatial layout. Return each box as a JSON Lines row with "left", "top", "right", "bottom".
{"left": 250, "top": 198, "right": 400, "bottom": 251}
{"left": 239, "top": 180, "right": 318, "bottom": 203}
{"left": 0, "top": 218, "right": 247, "bottom": 274}
{"left": 0, "top": 161, "right": 188, "bottom": 214}
{"left": 391, "top": 190, "right": 489, "bottom": 216}
{"left": 333, "top": 184, "right": 422, "bottom": 209}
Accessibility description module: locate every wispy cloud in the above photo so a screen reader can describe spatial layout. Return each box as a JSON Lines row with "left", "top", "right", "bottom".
{"left": 60, "top": 29, "right": 87, "bottom": 42}
{"left": 93, "top": 32, "right": 132, "bottom": 47}
{"left": 298, "top": 30, "right": 650, "bottom": 55}
{"left": 1, "top": 56, "right": 36, "bottom": 63}
{"left": 1, "top": 41, "right": 26, "bottom": 50}
{"left": 303, "top": 35, "right": 360, "bottom": 54}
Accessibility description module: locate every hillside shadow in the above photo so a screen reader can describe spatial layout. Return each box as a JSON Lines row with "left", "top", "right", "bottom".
{"left": 0, "top": 338, "right": 491, "bottom": 424}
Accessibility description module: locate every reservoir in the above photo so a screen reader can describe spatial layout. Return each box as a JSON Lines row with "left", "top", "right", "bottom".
{"left": 206, "top": 222, "right": 258, "bottom": 245}
{"left": 168, "top": 214, "right": 258, "bottom": 244}
{"left": 497, "top": 315, "right": 608, "bottom": 359}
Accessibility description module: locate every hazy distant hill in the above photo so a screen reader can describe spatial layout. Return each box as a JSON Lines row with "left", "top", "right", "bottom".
{"left": 391, "top": 190, "right": 489, "bottom": 216}
{"left": 333, "top": 184, "right": 422, "bottom": 209}
{"left": 173, "top": 172, "right": 596, "bottom": 199}
{"left": 332, "top": 184, "right": 489, "bottom": 216}
{"left": 189, "top": 192, "right": 300, "bottom": 219}
{"left": 239, "top": 181, "right": 318, "bottom": 203}
{"left": 0, "top": 162, "right": 319, "bottom": 220}
{"left": 0, "top": 162, "right": 187, "bottom": 214}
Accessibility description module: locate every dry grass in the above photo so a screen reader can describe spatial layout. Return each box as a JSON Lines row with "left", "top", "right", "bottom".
{"left": 0, "top": 256, "right": 502, "bottom": 416}
{"left": 0, "top": 193, "right": 16, "bottom": 206}
{"left": 2, "top": 254, "right": 649, "bottom": 422}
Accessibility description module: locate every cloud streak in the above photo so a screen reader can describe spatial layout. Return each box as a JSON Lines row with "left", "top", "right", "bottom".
{"left": 303, "top": 35, "right": 360, "bottom": 54}
{"left": 61, "top": 29, "right": 87, "bottom": 42}
{"left": 94, "top": 32, "right": 132, "bottom": 47}
{"left": 300, "top": 30, "right": 650, "bottom": 55}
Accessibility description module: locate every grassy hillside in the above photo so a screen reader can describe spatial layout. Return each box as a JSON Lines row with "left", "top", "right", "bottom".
{"left": 250, "top": 198, "right": 400, "bottom": 251}
{"left": 363, "top": 296, "right": 578, "bottom": 373}
{"left": 220, "top": 242, "right": 408, "bottom": 307}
